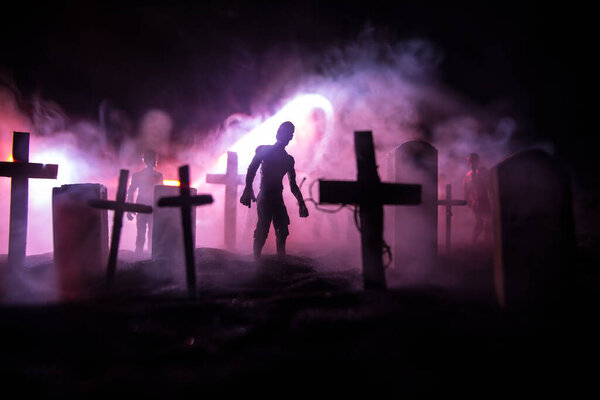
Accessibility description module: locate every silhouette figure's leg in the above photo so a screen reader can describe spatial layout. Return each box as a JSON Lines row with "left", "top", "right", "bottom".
{"left": 481, "top": 200, "right": 493, "bottom": 245}
{"left": 472, "top": 211, "right": 483, "bottom": 245}
{"left": 276, "top": 236, "right": 286, "bottom": 257}
{"left": 135, "top": 214, "right": 146, "bottom": 254}
{"left": 146, "top": 215, "right": 153, "bottom": 253}
{"left": 254, "top": 196, "right": 271, "bottom": 259}
{"left": 254, "top": 220, "right": 270, "bottom": 258}
{"left": 483, "top": 214, "right": 492, "bottom": 244}
{"left": 273, "top": 200, "right": 290, "bottom": 258}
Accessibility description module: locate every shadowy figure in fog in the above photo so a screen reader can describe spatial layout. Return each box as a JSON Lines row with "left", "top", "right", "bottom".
{"left": 127, "top": 150, "right": 163, "bottom": 254}
{"left": 463, "top": 153, "right": 492, "bottom": 245}
{"left": 240, "top": 121, "right": 309, "bottom": 259}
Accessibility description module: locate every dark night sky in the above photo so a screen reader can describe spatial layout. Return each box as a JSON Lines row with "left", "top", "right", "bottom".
{"left": 0, "top": 1, "right": 591, "bottom": 183}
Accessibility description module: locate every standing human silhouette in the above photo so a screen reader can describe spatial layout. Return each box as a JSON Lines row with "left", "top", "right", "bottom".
{"left": 463, "top": 153, "right": 492, "bottom": 245}
{"left": 240, "top": 121, "right": 309, "bottom": 259}
{"left": 127, "top": 150, "right": 163, "bottom": 254}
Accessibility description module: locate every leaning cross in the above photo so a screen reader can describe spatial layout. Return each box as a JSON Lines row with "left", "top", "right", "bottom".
{"left": 319, "top": 131, "right": 421, "bottom": 289}
{"left": 206, "top": 151, "right": 245, "bottom": 250}
{"left": 88, "top": 169, "right": 152, "bottom": 284}
{"left": 0, "top": 132, "right": 58, "bottom": 268}
{"left": 437, "top": 183, "right": 467, "bottom": 254}
{"left": 158, "top": 165, "right": 213, "bottom": 299}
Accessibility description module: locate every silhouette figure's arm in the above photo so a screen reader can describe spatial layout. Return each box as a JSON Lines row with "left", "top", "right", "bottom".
{"left": 245, "top": 155, "right": 261, "bottom": 188}
{"left": 288, "top": 159, "right": 309, "bottom": 218}
{"left": 127, "top": 175, "right": 138, "bottom": 203}
{"left": 240, "top": 150, "right": 262, "bottom": 207}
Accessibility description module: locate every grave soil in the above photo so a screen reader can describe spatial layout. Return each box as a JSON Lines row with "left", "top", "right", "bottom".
{"left": 0, "top": 247, "right": 595, "bottom": 397}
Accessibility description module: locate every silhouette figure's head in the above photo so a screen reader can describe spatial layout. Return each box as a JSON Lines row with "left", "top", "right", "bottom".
{"left": 143, "top": 150, "right": 157, "bottom": 168}
{"left": 276, "top": 121, "right": 295, "bottom": 146}
{"left": 467, "top": 153, "right": 480, "bottom": 170}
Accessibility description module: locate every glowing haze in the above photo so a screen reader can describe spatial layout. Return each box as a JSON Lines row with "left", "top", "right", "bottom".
{"left": 0, "top": 33, "right": 524, "bottom": 264}
{"left": 209, "top": 94, "right": 334, "bottom": 179}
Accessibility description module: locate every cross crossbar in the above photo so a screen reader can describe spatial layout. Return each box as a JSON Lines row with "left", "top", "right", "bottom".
{"left": 157, "top": 195, "right": 213, "bottom": 207}
{"left": 319, "top": 181, "right": 421, "bottom": 205}
{"left": 205, "top": 174, "right": 244, "bottom": 185}
{"left": 0, "top": 162, "right": 58, "bottom": 179}
{"left": 88, "top": 200, "right": 152, "bottom": 213}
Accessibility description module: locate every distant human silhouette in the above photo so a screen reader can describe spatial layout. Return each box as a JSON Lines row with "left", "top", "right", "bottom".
{"left": 240, "top": 121, "right": 309, "bottom": 259}
{"left": 127, "top": 150, "right": 163, "bottom": 254}
{"left": 463, "top": 153, "right": 492, "bottom": 245}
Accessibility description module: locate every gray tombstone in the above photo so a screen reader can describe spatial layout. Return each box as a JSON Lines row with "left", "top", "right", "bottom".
{"left": 390, "top": 140, "right": 438, "bottom": 282}
{"left": 491, "top": 150, "right": 575, "bottom": 308}
{"left": 152, "top": 185, "right": 197, "bottom": 271}
{"left": 157, "top": 166, "right": 212, "bottom": 299}
{"left": 52, "top": 184, "right": 108, "bottom": 300}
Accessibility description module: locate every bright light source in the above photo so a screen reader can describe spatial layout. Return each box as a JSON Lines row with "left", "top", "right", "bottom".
{"left": 200, "top": 94, "right": 333, "bottom": 186}
{"left": 28, "top": 148, "right": 90, "bottom": 207}
{"left": 163, "top": 179, "right": 180, "bottom": 187}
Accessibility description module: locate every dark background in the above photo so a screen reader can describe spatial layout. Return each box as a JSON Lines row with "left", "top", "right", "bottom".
{"left": 0, "top": 3, "right": 595, "bottom": 393}
{"left": 0, "top": 1, "right": 591, "bottom": 183}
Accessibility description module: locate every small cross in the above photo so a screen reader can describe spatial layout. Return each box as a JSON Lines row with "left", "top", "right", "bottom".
{"left": 206, "top": 151, "right": 245, "bottom": 250}
{"left": 437, "top": 183, "right": 467, "bottom": 254}
{"left": 0, "top": 132, "right": 58, "bottom": 268}
{"left": 158, "top": 165, "right": 213, "bottom": 299}
{"left": 319, "top": 131, "right": 421, "bottom": 289}
{"left": 88, "top": 169, "right": 152, "bottom": 284}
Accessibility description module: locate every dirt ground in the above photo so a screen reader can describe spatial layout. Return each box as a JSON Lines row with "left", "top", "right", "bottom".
{"left": 0, "top": 246, "right": 596, "bottom": 397}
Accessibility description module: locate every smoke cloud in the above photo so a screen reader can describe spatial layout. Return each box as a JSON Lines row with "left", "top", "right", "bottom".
{"left": 1, "top": 27, "right": 530, "bottom": 293}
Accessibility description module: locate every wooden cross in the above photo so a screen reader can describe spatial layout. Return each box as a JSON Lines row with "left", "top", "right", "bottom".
{"left": 158, "top": 165, "right": 213, "bottom": 299}
{"left": 206, "top": 151, "right": 245, "bottom": 250}
{"left": 319, "top": 131, "right": 421, "bottom": 289}
{"left": 88, "top": 169, "right": 152, "bottom": 284}
{"left": 437, "top": 183, "right": 467, "bottom": 254}
{"left": 0, "top": 132, "right": 58, "bottom": 268}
